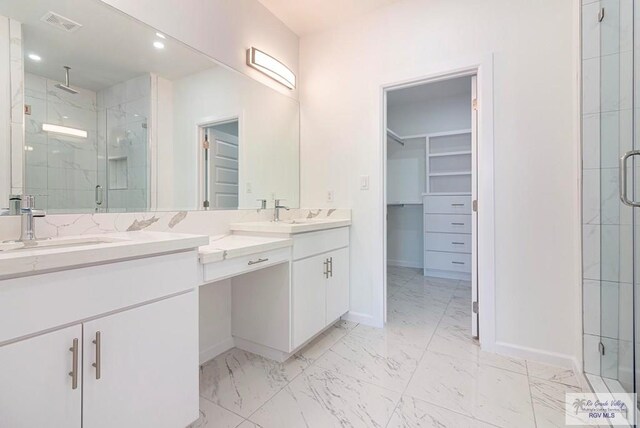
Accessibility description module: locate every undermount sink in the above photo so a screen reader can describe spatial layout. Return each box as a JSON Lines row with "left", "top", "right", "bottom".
{"left": 0, "top": 236, "right": 128, "bottom": 252}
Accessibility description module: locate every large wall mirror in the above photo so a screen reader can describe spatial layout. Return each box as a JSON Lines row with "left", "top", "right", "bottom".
{"left": 0, "top": 0, "right": 300, "bottom": 213}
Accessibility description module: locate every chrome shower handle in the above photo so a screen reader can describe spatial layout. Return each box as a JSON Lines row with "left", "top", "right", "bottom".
{"left": 619, "top": 151, "right": 640, "bottom": 207}
{"left": 95, "top": 185, "right": 103, "bottom": 206}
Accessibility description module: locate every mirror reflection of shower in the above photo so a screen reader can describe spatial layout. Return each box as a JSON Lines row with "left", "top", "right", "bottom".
{"left": 23, "top": 57, "right": 152, "bottom": 213}
{"left": 54, "top": 66, "right": 78, "bottom": 94}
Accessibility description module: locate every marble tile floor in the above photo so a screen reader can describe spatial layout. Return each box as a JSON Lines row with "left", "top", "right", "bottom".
{"left": 192, "top": 266, "right": 590, "bottom": 428}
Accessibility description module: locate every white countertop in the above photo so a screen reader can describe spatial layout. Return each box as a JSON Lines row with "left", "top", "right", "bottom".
{"left": 199, "top": 234, "right": 292, "bottom": 264}
{"left": 0, "top": 231, "right": 208, "bottom": 280}
{"left": 229, "top": 218, "right": 351, "bottom": 235}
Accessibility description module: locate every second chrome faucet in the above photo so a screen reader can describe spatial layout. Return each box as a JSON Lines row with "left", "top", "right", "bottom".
{"left": 273, "top": 198, "right": 289, "bottom": 222}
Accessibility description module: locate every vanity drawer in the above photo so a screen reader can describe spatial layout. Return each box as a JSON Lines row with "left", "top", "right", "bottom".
{"left": 424, "top": 214, "right": 472, "bottom": 234}
{"left": 0, "top": 251, "right": 199, "bottom": 345}
{"left": 425, "top": 232, "right": 471, "bottom": 253}
{"left": 292, "top": 227, "right": 349, "bottom": 260}
{"left": 424, "top": 195, "right": 472, "bottom": 214}
{"left": 202, "top": 247, "right": 291, "bottom": 284}
{"left": 425, "top": 251, "right": 471, "bottom": 273}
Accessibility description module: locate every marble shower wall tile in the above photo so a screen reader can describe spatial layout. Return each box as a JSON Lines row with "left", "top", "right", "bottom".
{"left": 9, "top": 19, "right": 24, "bottom": 193}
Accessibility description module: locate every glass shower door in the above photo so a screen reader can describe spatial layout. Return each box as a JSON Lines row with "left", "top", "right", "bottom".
{"left": 597, "top": 0, "right": 635, "bottom": 398}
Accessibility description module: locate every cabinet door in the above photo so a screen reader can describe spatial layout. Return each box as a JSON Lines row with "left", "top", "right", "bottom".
{"left": 292, "top": 253, "right": 327, "bottom": 348}
{"left": 83, "top": 292, "right": 199, "bottom": 428}
{"left": 0, "top": 325, "right": 82, "bottom": 428}
{"left": 326, "top": 247, "right": 350, "bottom": 322}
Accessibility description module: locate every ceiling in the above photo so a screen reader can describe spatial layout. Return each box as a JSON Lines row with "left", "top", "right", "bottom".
{"left": 0, "top": 0, "right": 216, "bottom": 91}
{"left": 387, "top": 76, "right": 472, "bottom": 108}
{"left": 257, "top": 0, "right": 404, "bottom": 36}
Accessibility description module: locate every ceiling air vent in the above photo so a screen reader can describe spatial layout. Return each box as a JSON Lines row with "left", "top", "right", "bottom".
{"left": 40, "top": 11, "right": 82, "bottom": 33}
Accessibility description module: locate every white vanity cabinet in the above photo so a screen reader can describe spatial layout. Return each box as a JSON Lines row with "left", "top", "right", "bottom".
{"left": 291, "top": 227, "right": 350, "bottom": 349}
{"left": 82, "top": 292, "right": 198, "bottom": 428}
{"left": 0, "top": 325, "right": 83, "bottom": 428}
{"left": 0, "top": 249, "right": 201, "bottom": 428}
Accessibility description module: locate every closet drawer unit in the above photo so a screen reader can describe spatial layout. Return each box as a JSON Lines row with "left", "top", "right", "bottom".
{"left": 425, "top": 251, "right": 471, "bottom": 273}
{"left": 424, "top": 214, "right": 472, "bottom": 234}
{"left": 425, "top": 232, "right": 471, "bottom": 253}
{"left": 423, "top": 195, "right": 472, "bottom": 214}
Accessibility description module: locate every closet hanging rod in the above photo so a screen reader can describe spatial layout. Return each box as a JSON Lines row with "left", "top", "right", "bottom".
{"left": 386, "top": 128, "right": 405, "bottom": 146}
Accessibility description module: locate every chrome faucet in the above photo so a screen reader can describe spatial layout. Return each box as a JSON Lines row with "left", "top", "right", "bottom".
{"left": 20, "top": 195, "right": 46, "bottom": 242}
{"left": 0, "top": 194, "right": 22, "bottom": 216}
{"left": 273, "top": 199, "right": 289, "bottom": 222}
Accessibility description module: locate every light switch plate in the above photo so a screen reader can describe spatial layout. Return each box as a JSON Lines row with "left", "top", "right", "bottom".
{"left": 360, "top": 175, "right": 369, "bottom": 190}
{"left": 327, "top": 190, "right": 334, "bottom": 202}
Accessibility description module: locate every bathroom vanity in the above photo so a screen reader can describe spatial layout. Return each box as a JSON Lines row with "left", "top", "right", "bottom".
{"left": 198, "top": 218, "right": 351, "bottom": 362}
{"left": 0, "top": 232, "right": 208, "bottom": 428}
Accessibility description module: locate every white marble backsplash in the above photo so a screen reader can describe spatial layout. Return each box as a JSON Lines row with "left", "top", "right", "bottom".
{"left": 0, "top": 208, "right": 351, "bottom": 242}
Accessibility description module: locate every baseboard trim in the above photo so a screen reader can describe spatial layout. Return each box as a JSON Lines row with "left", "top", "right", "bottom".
{"left": 387, "top": 259, "right": 422, "bottom": 269}
{"left": 343, "top": 311, "right": 380, "bottom": 327}
{"left": 199, "top": 337, "right": 235, "bottom": 365}
{"left": 233, "top": 337, "right": 290, "bottom": 363}
{"left": 493, "top": 341, "right": 577, "bottom": 369}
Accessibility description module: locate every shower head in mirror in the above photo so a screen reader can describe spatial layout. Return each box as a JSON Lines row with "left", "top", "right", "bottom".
{"left": 54, "top": 66, "right": 78, "bottom": 94}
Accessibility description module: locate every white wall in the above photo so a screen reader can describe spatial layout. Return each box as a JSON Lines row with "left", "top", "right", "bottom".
{"left": 386, "top": 92, "right": 471, "bottom": 269}
{"left": 100, "top": 0, "right": 299, "bottom": 99}
{"left": 300, "top": 0, "right": 581, "bottom": 362}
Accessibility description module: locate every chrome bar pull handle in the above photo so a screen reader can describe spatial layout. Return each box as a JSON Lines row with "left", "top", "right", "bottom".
{"left": 95, "top": 185, "right": 103, "bottom": 206}
{"left": 248, "top": 258, "right": 269, "bottom": 266}
{"left": 69, "top": 338, "right": 79, "bottom": 390}
{"left": 92, "top": 331, "right": 101, "bottom": 380}
{"left": 329, "top": 257, "right": 333, "bottom": 277}
{"left": 323, "top": 259, "right": 329, "bottom": 279}
{"left": 620, "top": 151, "right": 640, "bottom": 207}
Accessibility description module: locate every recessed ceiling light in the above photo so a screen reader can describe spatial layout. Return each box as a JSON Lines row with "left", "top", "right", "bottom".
{"left": 28, "top": 53, "right": 42, "bottom": 62}
{"left": 155, "top": 32, "right": 166, "bottom": 39}
{"left": 153, "top": 41, "right": 165, "bottom": 50}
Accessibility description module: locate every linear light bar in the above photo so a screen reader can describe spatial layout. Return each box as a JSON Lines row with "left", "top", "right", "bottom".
{"left": 42, "top": 123, "right": 87, "bottom": 138}
{"left": 246, "top": 47, "right": 296, "bottom": 89}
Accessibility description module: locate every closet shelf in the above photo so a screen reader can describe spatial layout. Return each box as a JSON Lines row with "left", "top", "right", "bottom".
{"left": 428, "top": 171, "right": 472, "bottom": 177}
{"left": 428, "top": 150, "right": 472, "bottom": 157}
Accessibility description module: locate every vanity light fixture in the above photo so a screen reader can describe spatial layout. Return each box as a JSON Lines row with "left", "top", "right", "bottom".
{"left": 28, "top": 53, "right": 42, "bottom": 62}
{"left": 42, "top": 123, "right": 87, "bottom": 138}
{"left": 246, "top": 47, "right": 295, "bottom": 89}
{"left": 153, "top": 41, "right": 165, "bottom": 50}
